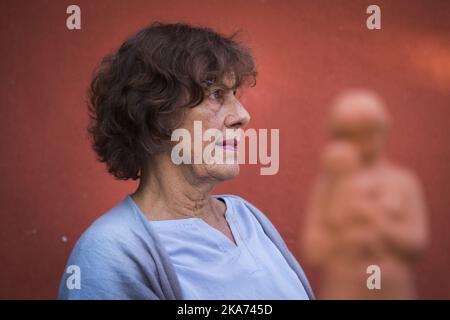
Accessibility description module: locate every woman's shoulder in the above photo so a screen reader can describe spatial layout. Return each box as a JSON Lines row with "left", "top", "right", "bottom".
{"left": 74, "top": 197, "right": 140, "bottom": 250}
{"left": 58, "top": 197, "right": 158, "bottom": 299}
{"left": 62, "top": 196, "right": 157, "bottom": 281}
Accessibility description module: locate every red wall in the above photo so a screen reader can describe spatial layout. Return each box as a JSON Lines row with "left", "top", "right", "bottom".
{"left": 1, "top": 0, "right": 449, "bottom": 299}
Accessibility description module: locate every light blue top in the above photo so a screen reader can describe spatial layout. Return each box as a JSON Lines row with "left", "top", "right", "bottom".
{"left": 150, "top": 196, "right": 309, "bottom": 299}
{"left": 58, "top": 194, "right": 314, "bottom": 300}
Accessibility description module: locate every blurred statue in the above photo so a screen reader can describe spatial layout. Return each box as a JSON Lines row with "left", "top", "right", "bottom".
{"left": 302, "top": 89, "right": 429, "bottom": 299}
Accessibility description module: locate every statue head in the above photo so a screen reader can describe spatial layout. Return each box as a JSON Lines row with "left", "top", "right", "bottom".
{"left": 328, "top": 89, "right": 391, "bottom": 165}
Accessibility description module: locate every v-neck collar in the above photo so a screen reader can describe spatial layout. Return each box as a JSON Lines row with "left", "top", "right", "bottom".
{"left": 131, "top": 195, "right": 241, "bottom": 249}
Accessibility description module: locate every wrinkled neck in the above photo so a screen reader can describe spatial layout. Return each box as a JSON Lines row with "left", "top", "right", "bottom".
{"left": 131, "top": 154, "right": 218, "bottom": 220}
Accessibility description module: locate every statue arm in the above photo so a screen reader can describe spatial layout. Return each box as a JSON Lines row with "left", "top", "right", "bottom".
{"left": 302, "top": 179, "right": 335, "bottom": 267}
{"left": 382, "top": 174, "right": 429, "bottom": 260}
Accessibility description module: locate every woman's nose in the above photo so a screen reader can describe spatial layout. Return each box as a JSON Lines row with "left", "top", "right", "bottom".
{"left": 225, "top": 97, "right": 251, "bottom": 129}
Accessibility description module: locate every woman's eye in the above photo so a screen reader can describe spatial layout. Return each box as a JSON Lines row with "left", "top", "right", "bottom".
{"left": 209, "top": 90, "right": 223, "bottom": 101}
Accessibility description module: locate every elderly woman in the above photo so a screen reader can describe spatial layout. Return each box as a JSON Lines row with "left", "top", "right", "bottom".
{"left": 58, "top": 23, "right": 314, "bottom": 300}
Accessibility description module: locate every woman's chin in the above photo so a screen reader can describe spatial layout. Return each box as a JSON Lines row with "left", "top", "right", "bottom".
{"left": 205, "top": 163, "right": 240, "bottom": 181}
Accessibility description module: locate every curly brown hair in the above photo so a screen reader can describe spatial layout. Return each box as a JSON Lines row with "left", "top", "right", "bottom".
{"left": 88, "top": 22, "right": 257, "bottom": 180}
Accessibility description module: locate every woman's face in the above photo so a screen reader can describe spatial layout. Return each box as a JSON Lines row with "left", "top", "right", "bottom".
{"left": 173, "top": 76, "right": 251, "bottom": 182}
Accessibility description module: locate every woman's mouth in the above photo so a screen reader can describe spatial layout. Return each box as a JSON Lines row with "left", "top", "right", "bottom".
{"left": 220, "top": 138, "right": 238, "bottom": 152}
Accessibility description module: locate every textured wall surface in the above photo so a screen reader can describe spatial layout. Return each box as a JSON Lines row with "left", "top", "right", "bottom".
{"left": 0, "top": 0, "right": 449, "bottom": 299}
